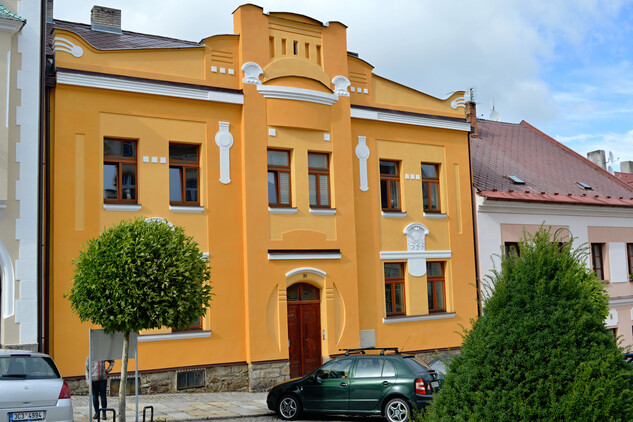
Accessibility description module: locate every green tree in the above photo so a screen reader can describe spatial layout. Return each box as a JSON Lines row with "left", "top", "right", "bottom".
{"left": 67, "top": 218, "right": 212, "bottom": 421}
{"left": 420, "top": 229, "right": 633, "bottom": 422}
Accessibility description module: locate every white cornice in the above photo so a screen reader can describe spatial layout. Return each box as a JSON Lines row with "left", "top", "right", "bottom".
{"left": 0, "top": 19, "right": 23, "bottom": 34}
{"left": 351, "top": 107, "right": 471, "bottom": 132}
{"left": 477, "top": 197, "right": 633, "bottom": 218}
{"left": 104, "top": 203, "right": 142, "bottom": 212}
{"left": 257, "top": 84, "right": 339, "bottom": 105}
{"left": 380, "top": 250, "right": 452, "bottom": 260}
{"left": 56, "top": 71, "right": 244, "bottom": 105}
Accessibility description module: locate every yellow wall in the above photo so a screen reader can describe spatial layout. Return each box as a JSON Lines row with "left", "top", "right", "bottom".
{"left": 49, "top": 4, "right": 477, "bottom": 379}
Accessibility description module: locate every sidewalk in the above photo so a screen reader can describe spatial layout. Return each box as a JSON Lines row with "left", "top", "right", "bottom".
{"left": 72, "top": 392, "right": 274, "bottom": 421}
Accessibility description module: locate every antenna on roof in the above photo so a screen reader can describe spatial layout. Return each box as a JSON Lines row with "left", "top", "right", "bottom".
{"left": 489, "top": 99, "right": 501, "bottom": 121}
{"left": 607, "top": 151, "right": 619, "bottom": 174}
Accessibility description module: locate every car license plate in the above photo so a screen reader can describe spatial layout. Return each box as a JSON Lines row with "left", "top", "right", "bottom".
{"left": 431, "top": 381, "right": 440, "bottom": 388}
{"left": 9, "top": 411, "right": 45, "bottom": 421}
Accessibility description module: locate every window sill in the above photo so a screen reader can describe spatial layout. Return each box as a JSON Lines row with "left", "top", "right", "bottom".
{"left": 424, "top": 212, "right": 446, "bottom": 219}
{"left": 170, "top": 205, "right": 205, "bottom": 213}
{"left": 138, "top": 330, "right": 211, "bottom": 342}
{"left": 382, "top": 211, "right": 407, "bottom": 218}
{"left": 269, "top": 207, "right": 297, "bottom": 214}
{"left": 104, "top": 203, "right": 142, "bottom": 212}
{"left": 382, "top": 312, "right": 455, "bottom": 324}
{"left": 310, "top": 208, "right": 336, "bottom": 215}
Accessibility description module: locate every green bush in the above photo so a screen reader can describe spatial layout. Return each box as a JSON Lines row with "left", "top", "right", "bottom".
{"left": 419, "top": 229, "right": 633, "bottom": 422}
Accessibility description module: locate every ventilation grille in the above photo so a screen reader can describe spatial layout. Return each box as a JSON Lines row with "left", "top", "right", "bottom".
{"left": 177, "top": 369, "right": 205, "bottom": 390}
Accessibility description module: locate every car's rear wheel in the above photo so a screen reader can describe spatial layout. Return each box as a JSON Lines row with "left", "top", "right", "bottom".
{"left": 384, "top": 397, "right": 411, "bottom": 422}
{"left": 277, "top": 394, "right": 302, "bottom": 420}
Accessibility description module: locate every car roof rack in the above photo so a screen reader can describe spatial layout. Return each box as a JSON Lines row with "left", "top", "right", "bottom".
{"left": 339, "top": 347, "right": 400, "bottom": 356}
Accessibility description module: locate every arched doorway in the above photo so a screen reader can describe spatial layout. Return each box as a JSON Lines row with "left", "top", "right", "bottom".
{"left": 287, "top": 283, "right": 322, "bottom": 378}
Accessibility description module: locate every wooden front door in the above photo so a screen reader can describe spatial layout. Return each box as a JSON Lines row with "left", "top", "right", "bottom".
{"left": 287, "top": 283, "right": 322, "bottom": 378}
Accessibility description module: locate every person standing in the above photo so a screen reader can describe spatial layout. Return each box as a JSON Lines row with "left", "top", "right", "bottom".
{"left": 85, "top": 357, "right": 114, "bottom": 419}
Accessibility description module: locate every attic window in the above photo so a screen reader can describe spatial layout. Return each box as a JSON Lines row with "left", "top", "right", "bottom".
{"left": 577, "top": 182, "right": 592, "bottom": 190}
{"left": 507, "top": 175, "right": 525, "bottom": 185}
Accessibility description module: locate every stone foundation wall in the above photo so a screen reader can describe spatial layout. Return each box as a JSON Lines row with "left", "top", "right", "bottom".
{"left": 248, "top": 361, "right": 289, "bottom": 392}
{"left": 66, "top": 362, "right": 250, "bottom": 395}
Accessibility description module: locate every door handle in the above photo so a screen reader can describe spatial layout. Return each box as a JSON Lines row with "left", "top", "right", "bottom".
{"left": 382, "top": 381, "right": 390, "bottom": 385}
{"left": 340, "top": 382, "right": 347, "bottom": 387}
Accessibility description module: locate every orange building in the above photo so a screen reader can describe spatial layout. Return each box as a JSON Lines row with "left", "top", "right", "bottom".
{"left": 46, "top": 4, "right": 478, "bottom": 392}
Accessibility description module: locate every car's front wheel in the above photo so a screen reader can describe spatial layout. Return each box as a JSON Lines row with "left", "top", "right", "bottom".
{"left": 384, "top": 397, "right": 411, "bottom": 422}
{"left": 277, "top": 394, "right": 302, "bottom": 420}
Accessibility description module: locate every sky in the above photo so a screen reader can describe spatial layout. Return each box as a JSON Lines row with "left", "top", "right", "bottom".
{"left": 52, "top": 0, "right": 633, "bottom": 171}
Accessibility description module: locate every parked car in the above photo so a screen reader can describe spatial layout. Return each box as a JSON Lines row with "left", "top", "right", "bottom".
{"left": 267, "top": 347, "right": 442, "bottom": 422}
{"left": 0, "top": 349, "right": 73, "bottom": 422}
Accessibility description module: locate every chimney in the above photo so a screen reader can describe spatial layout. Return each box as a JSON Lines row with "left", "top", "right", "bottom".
{"left": 91, "top": 5, "right": 121, "bottom": 34}
{"left": 587, "top": 150, "right": 606, "bottom": 169}
{"left": 46, "top": 0, "right": 54, "bottom": 23}
{"left": 465, "top": 101, "right": 478, "bottom": 137}
{"left": 621, "top": 161, "right": 633, "bottom": 174}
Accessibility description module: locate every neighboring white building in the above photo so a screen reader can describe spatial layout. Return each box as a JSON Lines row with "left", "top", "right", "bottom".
{"left": 0, "top": 0, "right": 41, "bottom": 350}
{"left": 468, "top": 107, "right": 633, "bottom": 348}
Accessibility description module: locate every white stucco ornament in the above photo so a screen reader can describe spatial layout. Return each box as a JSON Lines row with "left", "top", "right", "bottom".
{"left": 331, "top": 75, "right": 351, "bottom": 97}
{"left": 241, "top": 62, "right": 263, "bottom": 85}
{"left": 355, "top": 136, "right": 370, "bottom": 191}
{"left": 53, "top": 37, "right": 84, "bottom": 58}
{"left": 215, "top": 122, "right": 234, "bottom": 184}
{"left": 404, "top": 223, "right": 430, "bottom": 276}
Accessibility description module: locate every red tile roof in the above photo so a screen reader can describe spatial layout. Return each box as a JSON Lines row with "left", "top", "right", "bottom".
{"left": 616, "top": 172, "right": 633, "bottom": 188}
{"left": 471, "top": 120, "right": 633, "bottom": 208}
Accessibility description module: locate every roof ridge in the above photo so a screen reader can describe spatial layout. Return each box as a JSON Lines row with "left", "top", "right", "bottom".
{"left": 518, "top": 120, "right": 633, "bottom": 193}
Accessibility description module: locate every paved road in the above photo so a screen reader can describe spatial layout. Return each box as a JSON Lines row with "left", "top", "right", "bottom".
{"left": 213, "top": 415, "right": 385, "bottom": 422}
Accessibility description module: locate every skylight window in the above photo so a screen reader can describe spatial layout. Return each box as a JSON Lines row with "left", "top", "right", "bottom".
{"left": 577, "top": 182, "right": 592, "bottom": 190}
{"left": 507, "top": 175, "right": 525, "bottom": 185}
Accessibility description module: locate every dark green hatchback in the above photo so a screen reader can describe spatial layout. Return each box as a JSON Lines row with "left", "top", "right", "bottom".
{"left": 266, "top": 348, "right": 442, "bottom": 422}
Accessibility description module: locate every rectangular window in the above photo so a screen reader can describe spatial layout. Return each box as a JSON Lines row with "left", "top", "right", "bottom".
{"left": 628, "top": 243, "right": 633, "bottom": 281}
{"left": 308, "top": 152, "right": 330, "bottom": 208}
{"left": 591, "top": 243, "right": 604, "bottom": 280}
{"left": 427, "top": 262, "right": 446, "bottom": 313}
{"left": 169, "top": 144, "right": 199, "bottom": 206}
{"left": 104, "top": 139, "right": 137, "bottom": 203}
{"left": 505, "top": 242, "right": 520, "bottom": 257}
{"left": 380, "top": 160, "right": 401, "bottom": 211}
{"left": 421, "top": 163, "right": 440, "bottom": 212}
{"left": 268, "top": 149, "right": 291, "bottom": 207}
{"left": 384, "top": 263, "right": 405, "bottom": 316}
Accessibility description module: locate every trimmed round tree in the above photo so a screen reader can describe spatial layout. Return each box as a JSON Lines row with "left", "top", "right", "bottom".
{"left": 67, "top": 217, "right": 212, "bottom": 421}
{"left": 421, "top": 229, "right": 633, "bottom": 421}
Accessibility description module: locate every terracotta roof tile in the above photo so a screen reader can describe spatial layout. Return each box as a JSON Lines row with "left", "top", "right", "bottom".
{"left": 616, "top": 172, "right": 633, "bottom": 187}
{"left": 472, "top": 120, "right": 633, "bottom": 208}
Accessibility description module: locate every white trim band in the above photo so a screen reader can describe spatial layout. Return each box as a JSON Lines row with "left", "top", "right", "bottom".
{"left": 257, "top": 84, "right": 339, "bottom": 105}
{"left": 351, "top": 107, "right": 470, "bottom": 132}
{"left": 57, "top": 71, "right": 244, "bottom": 105}
{"left": 269, "top": 207, "right": 298, "bottom": 214}
{"left": 383, "top": 312, "right": 455, "bottom": 324}
{"left": 382, "top": 211, "right": 407, "bottom": 218}
{"left": 104, "top": 204, "right": 142, "bottom": 212}
{"left": 424, "top": 212, "right": 447, "bottom": 219}
{"left": 138, "top": 330, "right": 212, "bottom": 342}
{"left": 380, "top": 250, "right": 452, "bottom": 260}
{"left": 169, "top": 206, "right": 205, "bottom": 213}
{"left": 269, "top": 252, "right": 342, "bottom": 260}
{"left": 310, "top": 208, "right": 336, "bottom": 215}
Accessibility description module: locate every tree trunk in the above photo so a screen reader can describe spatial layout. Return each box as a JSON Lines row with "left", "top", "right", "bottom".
{"left": 118, "top": 331, "right": 130, "bottom": 422}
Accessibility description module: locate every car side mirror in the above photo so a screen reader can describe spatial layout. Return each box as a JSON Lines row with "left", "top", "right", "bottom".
{"left": 313, "top": 373, "right": 322, "bottom": 384}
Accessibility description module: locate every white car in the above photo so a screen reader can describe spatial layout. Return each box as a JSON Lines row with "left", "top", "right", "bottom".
{"left": 0, "top": 349, "right": 73, "bottom": 422}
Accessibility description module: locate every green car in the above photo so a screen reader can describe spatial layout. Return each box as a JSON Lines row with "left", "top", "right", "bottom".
{"left": 266, "top": 347, "right": 442, "bottom": 422}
